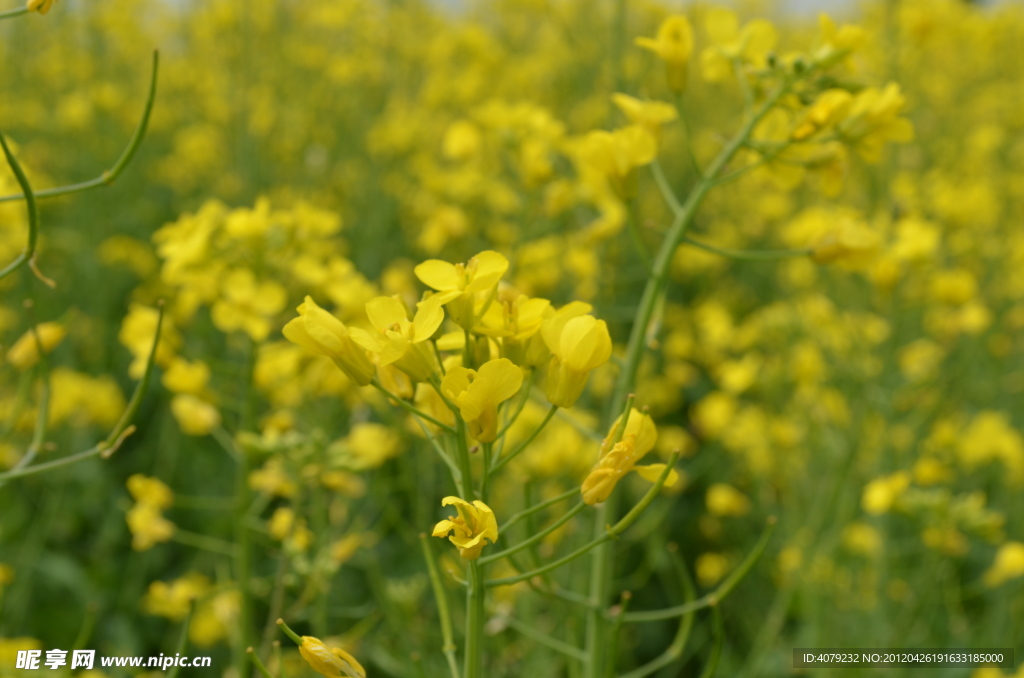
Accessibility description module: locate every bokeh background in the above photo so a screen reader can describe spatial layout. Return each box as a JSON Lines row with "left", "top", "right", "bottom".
{"left": 2, "top": 0, "right": 1024, "bottom": 676}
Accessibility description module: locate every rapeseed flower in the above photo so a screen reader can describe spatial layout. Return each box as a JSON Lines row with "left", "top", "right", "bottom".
{"left": 440, "top": 358, "right": 523, "bottom": 442}
{"left": 283, "top": 296, "right": 375, "bottom": 386}
{"left": 414, "top": 250, "right": 509, "bottom": 330}
{"left": 581, "top": 408, "right": 679, "bottom": 505}
{"left": 432, "top": 496, "right": 499, "bottom": 560}
{"left": 541, "top": 308, "right": 612, "bottom": 408}
{"left": 634, "top": 15, "right": 694, "bottom": 92}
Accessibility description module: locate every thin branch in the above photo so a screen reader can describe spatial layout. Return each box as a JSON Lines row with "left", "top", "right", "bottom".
{"left": 680, "top": 236, "right": 812, "bottom": 262}
{"left": 0, "top": 303, "right": 165, "bottom": 482}
{"left": 0, "top": 51, "right": 160, "bottom": 204}
{"left": 620, "top": 516, "right": 777, "bottom": 622}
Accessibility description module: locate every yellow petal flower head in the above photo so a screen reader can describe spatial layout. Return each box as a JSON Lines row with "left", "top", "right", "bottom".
{"left": 791, "top": 89, "right": 853, "bottom": 141}
{"left": 210, "top": 268, "right": 288, "bottom": 341}
{"left": 440, "top": 358, "right": 523, "bottom": 442}
{"left": 126, "top": 504, "right": 175, "bottom": 551}
{"left": 414, "top": 250, "right": 509, "bottom": 330}
{"left": 170, "top": 394, "right": 221, "bottom": 436}
{"left": 541, "top": 309, "right": 612, "bottom": 408}
{"left": 283, "top": 296, "right": 375, "bottom": 386}
{"left": 812, "top": 14, "right": 867, "bottom": 68}
{"left": 983, "top": 542, "right": 1024, "bottom": 588}
{"left": 836, "top": 82, "right": 914, "bottom": 162}
{"left": 477, "top": 292, "right": 552, "bottom": 365}
{"left": 299, "top": 636, "right": 366, "bottom": 678}
{"left": 577, "top": 125, "right": 657, "bottom": 198}
{"left": 611, "top": 94, "right": 678, "bottom": 143}
{"left": 700, "top": 8, "right": 777, "bottom": 83}
{"left": 432, "top": 496, "right": 499, "bottom": 560}
{"left": 127, "top": 474, "right": 175, "bottom": 509}
{"left": 350, "top": 294, "right": 446, "bottom": 382}
{"left": 26, "top": 0, "right": 55, "bottom": 13}
{"left": 582, "top": 408, "right": 678, "bottom": 505}
{"left": 5, "top": 322, "right": 66, "bottom": 371}
{"left": 635, "top": 15, "right": 694, "bottom": 92}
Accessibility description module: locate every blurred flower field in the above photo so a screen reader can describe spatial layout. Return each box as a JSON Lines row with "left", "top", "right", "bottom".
{"left": 1, "top": 0, "right": 1024, "bottom": 676}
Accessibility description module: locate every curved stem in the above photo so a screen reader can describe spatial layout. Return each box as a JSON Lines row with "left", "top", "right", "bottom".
{"left": 620, "top": 515, "right": 777, "bottom": 623}
{"left": 0, "top": 5, "right": 28, "bottom": 20}
{"left": 372, "top": 380, "right": 455, "bottom": 433}
{"left": 420, "top": 534, "right": 461, "bottom": 678}
{"left": 488, "top": 453, "right": 678, "bottom": 588}
{"left": 618, "top": 547, "right": 697, "bottom": 678}
{"left": 0, "top": 303, "right": 164, "bottom": 482}
{"left": 479, "top": 501, "right": 586, "bottom": 565}
{"left": 464, "top": 561, "right": 485, "bottom": 678}
{"left": 680, "top": 236, "right": 812, "bottom": 261}
{"left": 490, "top": 404, "right": 557, "bottom": 474}
{"left": 499, "top": 487, "right": 578, "bottom": 533}
{"left": 0, "top": 133, "right": 39, "bottom": 281}
{"left": 0, "top": 51, "right": 160, "bottom": 204}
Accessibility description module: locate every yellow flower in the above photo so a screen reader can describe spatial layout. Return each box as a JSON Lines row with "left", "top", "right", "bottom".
{"left": 170, "top": 394, "right": 221, "bottom": 436}
{"left": 328, "top": 422, "right": 403, "bottom": 471}
{"left": 162, "top": 357, "right": 211, "bottom": 395}
{"left": 611, "top": 93, "right": 678, "bottom": 141}
{"left": 5, "top": 322, "right": 66, "bottom": 370}
{"left": 477, "top": 293, "right": 552, "bottom": 365}
{"left": 432, "top": 496, "right": 499, "bottom": 560}
{"left": 577, "top": 126, "right": 657, "bottom": 198}
{"left": 350, "top": 294, "right": 446, "bottom": 382}
{"left": 700, "top": 8, "right": 777, "bottom": 83}
{"left": 983, "top": 542, "right": 1024, "bottom": 588}
{"left": 861, "top": 471, "right": 911, "bottom": 515}
{"left": 283, "top": 296, "right": 375, "bottom": 386}
{"left": 143, "top": 573, "right": 211, "bottom": 620}
{"left": 299, "top": 636, "right": 366, "bottom": 678}
{"left": 581, "top": 408, "right": 679, "bottom": 505}
{"left": 706, "top": 483, "right": 751, "bottom": 516}
{"left": 812, "top": 14, "right": 867, "bottom": 67}
{"left": 634, "top": 15, "right": 694, "bottom": 92}
{"left": 836, "top": 83, "right": 914, "bottom": 162}
{"left": 440, "top": 358, "right": 524, "bottom": 442}
{"left": 0, "top": 563, "right": 13, "bottom": 587}
{"left": 414, "top": 250, "right": 509, "bottom": 330}
{"left": 210, "top": 268, "right": 288, "bottom": 341}
{"left": 792, "top": 89, "right": 853, "bottom": 141}
{"left": 26, "top": 0, "right": 55, "bottom": 13}
{"left": 126, "top": 503, "right": 175, "bottom": 550}
{"left": 127, "top": 474, "right": 174, "bottom": 509}
{"left": 541, "top": 309, "right": 612, "bottom": 408}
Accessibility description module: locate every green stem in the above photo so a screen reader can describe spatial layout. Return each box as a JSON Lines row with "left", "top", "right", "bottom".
{"left": 276, "top": 619, "right": 303, "bottom": 646}
{"left": 464, "top": 561, "right": 485, "bottom": 678}
{"left": 0, "top": 6, "right": 28, "bottom": 19}
{"left": 489, "top": 453, "right": 678, "bottom": 588}
{"left": 0, "top": 133, "right": 38, "bottom": 281}
{"left": 505, "top": 615, "right": 587, "bottom": 661}
{"left": 499, "top": 487, "right": 578, "bottom": 532}
{"left": 246, "top": 648, "right": 275, "bottom": 678}
{"left": 680, "top": 236, "right": 812, "bottom": 261}
{"left": 455, "top": 418, "right": 475, "bottom": 501}
{"left": 618, "top": 546, "right": 696, "bottom": 678}
{"left": 372, "top": 380, "right": 455, "bottom": 433}
{"left": 585, "top": 81, "right": 793, "bottom": 678}
{"left": 0, "top": 51, "right": 160, "bottom": 204}
{"left": 480, "top": 502, "right": 587, "bottom": 565}
{"left": 621, "top": 516, "right": 777, "bottom": 622}
{"left": 173, "top": 529, "right": 237, "bottom": 556}
{"left": 0, "top": 303, "right": 164, "bottom": 483}
{"left": 166, "top": 603, "right": 195, "bottom": 678}
{"left": 490, "top": 405, "right": 557, "bottom": 474}
{"left": 420, "top": 535, "right": 461, "bottom": 678}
